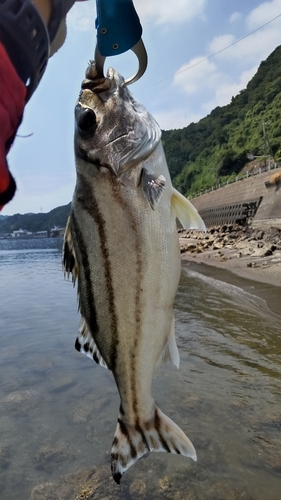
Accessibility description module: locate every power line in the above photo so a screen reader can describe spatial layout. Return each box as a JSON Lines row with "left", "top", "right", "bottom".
{"left": 138, "top": 12, "right": 281, "bottom": 92}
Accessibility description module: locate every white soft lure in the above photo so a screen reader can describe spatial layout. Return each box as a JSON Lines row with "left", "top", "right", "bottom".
{"left": 63, "top": 63, "right": 205, "bottom": 484}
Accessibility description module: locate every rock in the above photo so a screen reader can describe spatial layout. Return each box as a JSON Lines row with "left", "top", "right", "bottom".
{"left": 263, "top": 244, "right": 276, "bottom": 257}
{"left": 204, "top": 479, "right": 253, "bottom": 500}
{"left": 31, "top": 359, "right": 53, "bottom": 375}
{"left": 33, "top": 443, "right": 76, "bottom": 474}
{"left": 129, "top": 478, "right": 147, "bottom": 496}
{"left": 1, "top": 389, "right": 38, "bottom": 412}
{"left": 0, "top": 444, "right": 11, "bottom": 469}
{"left": 51, "top": 377, "right": 75, "bottom": 393}
{"left": 69, "top": 398, "right": 104, "bottom": 425}
{"left": 29, "top": 466, "right": 122, "bottom": 500}
{"left": 213, "top": 241, "right": 224, "bottom": 250}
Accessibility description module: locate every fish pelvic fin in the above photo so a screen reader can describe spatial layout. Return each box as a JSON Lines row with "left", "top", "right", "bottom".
{"left": 62, "top": 216, "right": 79, "bottom": 284}
{"left": 154, "top": 316, "right": 180, "bottom": 376}
{"left": 171, "top": 188, "right": 206, "bottom": 231}
{"left": 111, "top": 406, "right": 196, "bottom": 484}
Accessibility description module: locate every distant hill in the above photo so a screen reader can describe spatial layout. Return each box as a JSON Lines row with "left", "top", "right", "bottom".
{"left": 0, "top": 203, "right": 71, "bottom": 234}
{"left": 162, "top": 45, "right": 281, "bottom": 197}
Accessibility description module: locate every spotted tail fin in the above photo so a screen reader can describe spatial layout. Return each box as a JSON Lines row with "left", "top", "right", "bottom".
{"left": 111, "top": 406, "right": 196, "bottom": 484}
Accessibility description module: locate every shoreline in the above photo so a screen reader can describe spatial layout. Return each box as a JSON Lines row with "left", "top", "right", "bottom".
{"left": 179, "top": 224, "right": 281, "bottom": 317}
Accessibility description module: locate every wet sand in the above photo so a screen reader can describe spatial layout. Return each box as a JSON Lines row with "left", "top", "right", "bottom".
{"left": 180, "top": 224, "right": 281, "bottom": 316}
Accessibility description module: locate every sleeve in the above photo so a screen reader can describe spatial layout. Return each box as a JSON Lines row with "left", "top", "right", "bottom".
{"left": 0, "top": 43, "right": 27, "bottom": 210}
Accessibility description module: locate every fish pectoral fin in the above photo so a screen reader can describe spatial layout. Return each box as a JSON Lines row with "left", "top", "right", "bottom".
{"left": 154, "top": 316, "right": 180, "bottom": 376}
{"left": 171, "top": 188, "right": 206, "bottom": 231}
{"left": 62, "top": 216, "right": 79, "bottom": 285}
{"left": 111, "top": 406, "right": 197, "bottom": 484}
{"left": 141, "top": 167, "right": 166, "bottom": 209}
{"left": 75, "top": 318, "right": 109, "bottom": 370}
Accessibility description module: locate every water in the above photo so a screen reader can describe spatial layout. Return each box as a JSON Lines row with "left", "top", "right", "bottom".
{"left": 0, "top": 239, "right": 280, "bottom": 499}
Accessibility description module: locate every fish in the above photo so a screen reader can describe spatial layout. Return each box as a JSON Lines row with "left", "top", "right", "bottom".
{"left": 63, "top": 62, "right": 206, "bottom": 484}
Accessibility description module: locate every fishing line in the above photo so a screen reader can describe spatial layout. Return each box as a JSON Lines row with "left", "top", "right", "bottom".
{"left": 137, "top": 12, "right": 281, "bottom": 92}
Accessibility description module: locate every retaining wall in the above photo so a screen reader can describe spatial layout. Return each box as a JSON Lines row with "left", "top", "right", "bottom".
{"left": 190, "top": 167, "right": 281, "bottom": 228}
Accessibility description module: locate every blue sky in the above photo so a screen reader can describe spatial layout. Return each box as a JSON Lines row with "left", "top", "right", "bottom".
{"left": 3, "top": 0, "right": 281, "bottom": 215}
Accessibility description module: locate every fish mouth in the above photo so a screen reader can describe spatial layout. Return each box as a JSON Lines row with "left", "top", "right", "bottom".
{"left": 81, "top": 77, "right": 112, "bottom": 95}
{"left": 81, "top": 65, "right": 121, "bottom": 100}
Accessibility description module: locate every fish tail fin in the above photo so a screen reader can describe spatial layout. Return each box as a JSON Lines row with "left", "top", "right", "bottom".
{"left": 111, "top": 406, "right": 196, "bottom": 484}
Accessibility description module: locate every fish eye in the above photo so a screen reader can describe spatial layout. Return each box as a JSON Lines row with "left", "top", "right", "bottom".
{"left": 76, "top": 107, "right": 97, "bottom": 136}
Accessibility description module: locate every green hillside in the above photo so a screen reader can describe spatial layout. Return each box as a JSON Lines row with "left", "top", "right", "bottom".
{"left": 0, "top": 203, "right": 71, "bottom": 234}
{"left": 162, "top": 45, "right": 281, "bottom": 197}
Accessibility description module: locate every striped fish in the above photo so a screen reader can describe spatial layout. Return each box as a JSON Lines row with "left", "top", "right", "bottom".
{"left": 63, "top": 63, "right": 206, "bottom": 484}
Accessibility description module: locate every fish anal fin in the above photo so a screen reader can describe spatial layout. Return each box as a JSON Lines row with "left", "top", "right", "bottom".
{"left": 111, "top": 405, "right": 196, "bottom": 484}
{"left": 171, "top": 188, "right": 206, "bottom": 231}
{"left": 62, "top": 216, "right": 79, "bottom": 284}
{"left": 75, "top": 319, "right": 109, "bottom": 370}
{"left": 141, "top": 167, "right": 166, "bottom": 209}
{"left": 154, "top": 316, "right": 179, "bottom": 376}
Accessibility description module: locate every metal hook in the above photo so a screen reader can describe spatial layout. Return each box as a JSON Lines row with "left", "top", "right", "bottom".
{"left": 94, "top": 38, "right": 147, "bottom": 85}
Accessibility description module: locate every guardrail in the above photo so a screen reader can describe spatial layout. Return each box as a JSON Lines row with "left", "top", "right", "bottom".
{"left": 190, "top": 162, "right": 280, "bottom": 199}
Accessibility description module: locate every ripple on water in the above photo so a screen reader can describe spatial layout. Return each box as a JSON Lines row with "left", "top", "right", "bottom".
{"left": 0, "top": 239, "right": 280, "bottom": 500}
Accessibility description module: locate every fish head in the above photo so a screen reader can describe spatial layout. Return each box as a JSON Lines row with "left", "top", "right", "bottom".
{"left": 75, "top": 63, "right": 161, "bottom": 180}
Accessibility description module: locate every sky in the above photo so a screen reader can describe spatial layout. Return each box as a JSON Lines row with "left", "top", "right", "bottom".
{"left": 3, "top": 0, "right": 281, "bottom": 215}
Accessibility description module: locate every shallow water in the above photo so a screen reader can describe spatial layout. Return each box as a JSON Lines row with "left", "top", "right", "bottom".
{"left": 0, "top": 239, "right": 280, "bottom": 499}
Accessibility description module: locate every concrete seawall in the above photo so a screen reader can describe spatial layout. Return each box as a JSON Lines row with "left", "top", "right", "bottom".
{"left": 190, "top": 167, "right": 281, "bottom": 229}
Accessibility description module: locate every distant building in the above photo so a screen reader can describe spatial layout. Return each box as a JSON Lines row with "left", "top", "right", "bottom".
{"left": 12, "top": 229, "right": 32, "bottom": 237}
{"left": 33, "top": 231, "right": 48, "bottom": 238}
{"left": 50, "top": 226, "right": 65, "bottom": 237}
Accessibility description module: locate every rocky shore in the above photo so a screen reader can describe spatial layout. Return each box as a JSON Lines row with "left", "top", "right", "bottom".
{"left": 179, "top": 224, "right": 281, "bottom": 288}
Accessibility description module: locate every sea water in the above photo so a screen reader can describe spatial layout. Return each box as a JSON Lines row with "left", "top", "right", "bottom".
{"left": 0, "top": 238, "right": 280, "bottom": 499}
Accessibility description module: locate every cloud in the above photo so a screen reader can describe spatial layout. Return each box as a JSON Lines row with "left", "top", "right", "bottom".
{"left": 154, "top": 108, "right": 202, "bottom": 130}
{"left": 203, "top": 1, "right": 281, "bottom": 68}
{"left": 173, "top": 57, "right": 219, "bottom": 95}
{"left": 203, "top": 66, "right": 258, "bottom": 112}
{"left": 208, "top": 34, "right": 235, "bottom": 54}
{"left": 229, "top": 12, "right": 242, "bottom": 23}
{"left": 67, "top": 1, "right": 96, "bottom": 32}
{"left": 125, "top": 0, "right": 206, "bottom": 25}
{"left": 213, "top": 19, "right": 281, "bottom": 65}
{"left": 67, "top": 0, "right": 207, "bottom": 32}
{"left": 246, "top": 0, "right": 281, "bottom": 29}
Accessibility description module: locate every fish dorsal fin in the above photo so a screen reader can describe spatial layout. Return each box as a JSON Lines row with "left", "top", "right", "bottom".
{"left": 75, "top": 319, "right": 109, "bottom": 370}
{"left": 141, "top": 167, "right": 166, "bottom": 209}
{"left": 171, "top": 188, "right": 206, "bottom": 231}
{"left": 154, "top": 316, "right": 180, "bottom": 376}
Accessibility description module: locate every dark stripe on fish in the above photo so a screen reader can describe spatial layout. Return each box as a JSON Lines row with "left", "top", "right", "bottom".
{"left": 117, "top": 418, "right": 137, "bottom": 459}
{"left": 70, "top": 214, "right": 99, "bottom": 337}
{"left": 76, "top": 174, "right": 119, "bottom": 370}
{"left": 154, "top": 408, "right": 171, "bottom": 453}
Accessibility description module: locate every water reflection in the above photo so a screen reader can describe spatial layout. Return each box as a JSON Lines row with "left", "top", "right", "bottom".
{"left": 0, "top": 240, "right": 280, "bottom": 499}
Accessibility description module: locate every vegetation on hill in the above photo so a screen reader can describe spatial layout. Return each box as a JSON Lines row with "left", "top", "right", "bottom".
{"left": 0, "top": 203, "right": 71, "bottom": 234}
{"left": 162, "top": 45, "right": 281, "bottom": 197}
